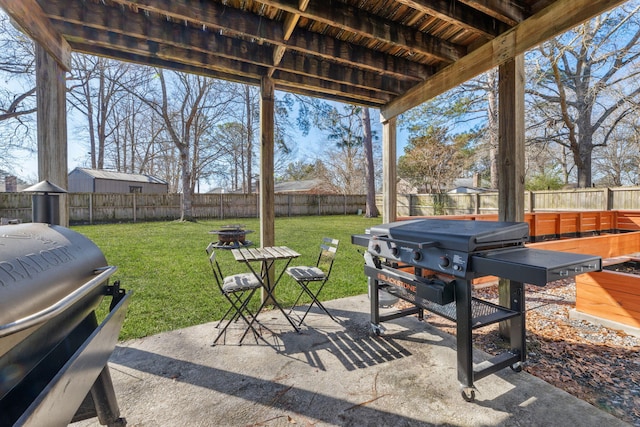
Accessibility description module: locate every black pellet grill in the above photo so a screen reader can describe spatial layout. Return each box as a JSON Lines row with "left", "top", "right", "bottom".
{"left": 0, "top": 223, "right": 131, "bottom": 426}
{"left": 352, "top": 219, "right": 601, "bottom": 401}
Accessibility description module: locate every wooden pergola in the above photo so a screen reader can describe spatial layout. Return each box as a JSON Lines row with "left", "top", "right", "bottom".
{"left": 0, "top": 0, "right": 628, "bottom": 244}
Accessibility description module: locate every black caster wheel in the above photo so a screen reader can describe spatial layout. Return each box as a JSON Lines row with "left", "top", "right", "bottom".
{"left": 461, "top": 388, "right": 476, "bottom": 402}
{"left": 371, "top": 324, "right": 384, "bottom": 336}
{"left": 510, "top": 363, "right": 523, "bottom": 372}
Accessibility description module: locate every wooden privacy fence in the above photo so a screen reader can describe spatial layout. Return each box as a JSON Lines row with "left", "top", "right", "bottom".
{"left": 0, "top": 192, "right": 367, "bottom": 224}
{"left": 386, "top": 187, "right": 639, "bottom": 217}
{"left": 398, "top": 210, "right": 640, "bottom": 240}
{"left": 2, "top": 186, "right": 640, "bottom": 224}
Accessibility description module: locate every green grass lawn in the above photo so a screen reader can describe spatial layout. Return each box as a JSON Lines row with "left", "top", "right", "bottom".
{"left": 72, "top": 215, "right": 382, "bottom": 340}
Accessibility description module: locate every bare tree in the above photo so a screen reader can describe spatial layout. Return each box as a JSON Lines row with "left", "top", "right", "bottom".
{"left": 0, "top": 12, "right": 36, "bottom": 170}
{"left": 593, "top": 117, "right": 640, "bottom": 186}
{"left": 294, "top": 101, "right": 379, "bottom": 195}
{"left": 528, "top": 3, "right": 640, "bottom": 187}
{"left": 68, "top": 55, "right": 133, "bottom": 169}
{"left": 323, "top": 105, "right": 367, "bottom": 194}
{"left": 209, "top": 122, "right": 246, "bottom": 190}
{"left": 108, "top": 95, "right": 167, "bottom": 175}
{"left": 131, "top": 70, "right": 235, "bottom": 220}
{"left": 225, "top": 85, "right": 294, "bottom": 193}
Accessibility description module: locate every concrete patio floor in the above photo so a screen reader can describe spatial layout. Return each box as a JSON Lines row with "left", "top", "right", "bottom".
{"left": 74, "top": 295, "right": 629, "bottom": 427}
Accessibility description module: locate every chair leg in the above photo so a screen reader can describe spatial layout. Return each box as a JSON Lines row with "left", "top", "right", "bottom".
{"left": 294, "top": 280, "right": 339, "bottom": 325}
{"left": 217, "top": 291, "right": 255, "bottom": 328}
{"left": 213, "top": 289, "right": 261, "bottom": 345}
{"left": 287, "top": 285, "right": 308, "bottom": 320}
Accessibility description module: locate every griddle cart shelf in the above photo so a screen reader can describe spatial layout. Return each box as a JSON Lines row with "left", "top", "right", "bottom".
{"left": 422, "top": 298, "right": 521, "bottom": 328}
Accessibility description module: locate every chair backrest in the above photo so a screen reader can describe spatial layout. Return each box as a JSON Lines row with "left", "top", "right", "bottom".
{"left": 316, "top": 237, "right": 339, "bottom": 278}
{"left": 205, "top": 243, "right": 224, "bottom": 290}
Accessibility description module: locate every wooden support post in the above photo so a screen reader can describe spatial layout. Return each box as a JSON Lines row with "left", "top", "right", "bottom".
{"left": 498, "top": 55, "right": 525, "bottom": 223}
{"left": 497, "top": 55, "right": 525, "bottom": 337}
{"left": 382, "top": 116, "right": 397, "bottom": 223}
{"left": 259, "top": 76, "right": 275, "bottom": 303}
{"left": 36, "top": 44, "right": 68, "bottom": 226}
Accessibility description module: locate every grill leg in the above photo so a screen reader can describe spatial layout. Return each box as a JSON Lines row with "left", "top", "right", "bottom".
{"left": 91, "top": 366, "right": 127, "bottom": 427}
{"left": 509, "top": 280, "right": 526, "bottom": 366}
{"left": 455, "top": 279, "right": 474, "bottom": 390}
{"left": 369, "top": 277, "right": 384, "bottom": 335}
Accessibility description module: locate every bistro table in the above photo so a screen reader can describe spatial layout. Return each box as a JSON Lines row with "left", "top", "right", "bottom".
{"left": 231, "top": 246, "right": 301, "bottom": 342}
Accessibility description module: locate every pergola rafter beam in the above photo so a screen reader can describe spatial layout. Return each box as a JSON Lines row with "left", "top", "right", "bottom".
{"left": 68, "top": 38, "right": 393, "bottom": 106}
{"left": 459, "top": 0, "right": 527, "bottom": 26}
{"left": 42, "top": 0, "right": 431, "bottom": 82}
{"left": 271, "top": 0, "right": 310, "bottom": 73}
{"left": 52, "top": 14, "right": 406, "bottom": 101}
{"left": 393, "top": 0, "right": 507, "bottom": 38}
{"left": 257, "top": 0, "right": 464, "bottom": 63}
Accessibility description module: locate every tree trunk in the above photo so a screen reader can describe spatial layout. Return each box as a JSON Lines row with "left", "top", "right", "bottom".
{"left": 245, "top": 86, "right": 253, "bottom": 193}
{"left": 180, "top": 148, "right": 194, "bottom": 221}
{"left": 97, "top": 59, "right": 106, "bottom": 169}
{"left": 577, "top": 141, "right": 593, "bottom": 187}
{"left": 362, "top": 107, "right": 379, "bottom": 217}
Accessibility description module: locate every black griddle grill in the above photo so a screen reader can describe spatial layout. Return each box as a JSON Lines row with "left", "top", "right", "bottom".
{"left": 352, "top": 219, "right": 601, "bottom": 401}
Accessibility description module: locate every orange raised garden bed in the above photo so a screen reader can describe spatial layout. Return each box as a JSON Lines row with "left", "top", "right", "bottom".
{"left": 575, "top": 257, "right": 640, "bottom": 329}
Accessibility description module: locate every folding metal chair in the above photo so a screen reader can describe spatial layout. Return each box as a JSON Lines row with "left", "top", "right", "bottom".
{"left": 286, "top": 237, "right": 339, "bottom": 325}
{"left": 205, "top": 243, "right": 263, "bottom": 345}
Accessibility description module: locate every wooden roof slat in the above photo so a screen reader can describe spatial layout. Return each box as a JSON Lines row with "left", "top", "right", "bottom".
{"left": 69, "top": 38, "right": 394, "bottom": 105}
{"left": 258, "top": 0, "right": 465, "bottom": 63}
{"left": 70, "top": 43, "right": 261, "bottom": 86}
{"left": 50, "top": 9, "right": 407, "bottom": 100}
{"left": 458, "top": 0, "right": 527, "bottom": 26}
{"left": 392, "top": 0, "right": 508, "bottom": 38}
{"left": 42, "top": 0, "right": 431, "bottom": 82}
{"left": 0, "top": 0, "right": 622, "bottom": 113}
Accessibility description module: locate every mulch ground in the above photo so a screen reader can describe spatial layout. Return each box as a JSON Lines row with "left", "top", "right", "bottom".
{"left": 404, "top": 280, "right": 640, "bottom": 425}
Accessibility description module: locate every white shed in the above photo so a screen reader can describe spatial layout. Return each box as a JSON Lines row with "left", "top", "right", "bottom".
{"left": 68, "top": 168, "right": 168, "bottom": 193}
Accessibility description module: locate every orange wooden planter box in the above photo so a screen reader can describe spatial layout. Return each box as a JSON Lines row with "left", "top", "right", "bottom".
{"left": 576, "top": 264, "right": 640, "bottom": 328}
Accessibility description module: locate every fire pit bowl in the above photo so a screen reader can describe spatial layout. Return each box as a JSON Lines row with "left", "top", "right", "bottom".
{"left": 209, "top": 224, "right": 254, "bottom": 249}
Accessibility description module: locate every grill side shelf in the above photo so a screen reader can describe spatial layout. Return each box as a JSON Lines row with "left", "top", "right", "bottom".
{"left": 471, "top": 248, "right": 602, "bottom": 286}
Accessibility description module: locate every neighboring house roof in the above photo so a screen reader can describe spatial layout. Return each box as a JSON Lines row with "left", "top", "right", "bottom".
{"left": 453, "top": 178, "right": 474, "bottom": 188}
{"left": 70, "top": 167, "right": 168, "bottom": 185}
{"left": 447, "top": 186, "right": 490, "bottom": 194}
{"left": 274, "top": 179, "right": 334, "bottom": 193}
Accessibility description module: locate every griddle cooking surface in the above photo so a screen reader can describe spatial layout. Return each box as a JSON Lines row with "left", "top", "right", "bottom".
{"left": 369, "top": 219, "right": 529, "bottom": 252}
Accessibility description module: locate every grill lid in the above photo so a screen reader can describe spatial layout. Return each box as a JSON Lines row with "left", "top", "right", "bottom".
{"left": 368, "top": 219, "right": 529, "bottom": 252}
{"left": 0, "top": 223, "right": 110, "bottom": 356}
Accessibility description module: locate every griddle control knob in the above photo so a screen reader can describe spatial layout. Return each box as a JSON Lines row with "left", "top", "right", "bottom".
{"left": 438, "top": 256, "right": 450, "bottom": 268}
{"left": 391, "top": 246, "right": 399, "bottom": 256}
{"left": 373, "top": 244, "right": 381, "bottom": 254}
{"left": 412, "top": 251, "right": 422, "bottom": 261}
